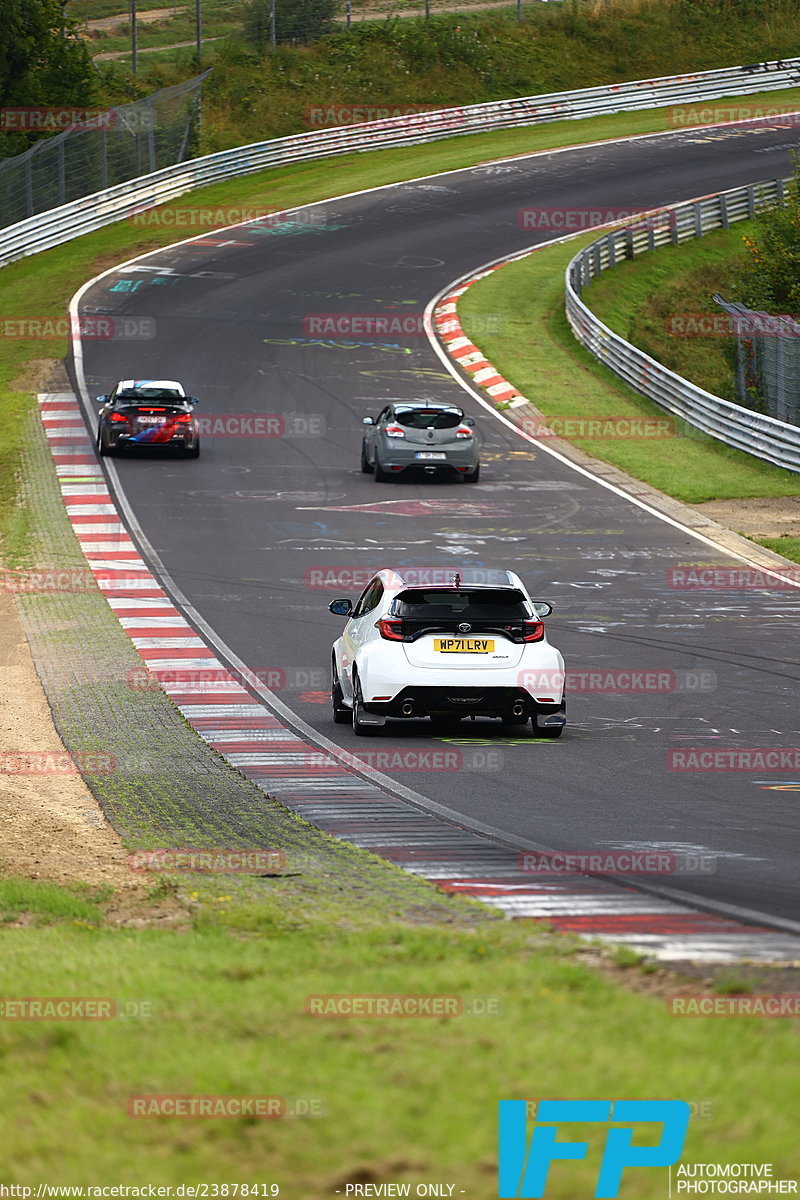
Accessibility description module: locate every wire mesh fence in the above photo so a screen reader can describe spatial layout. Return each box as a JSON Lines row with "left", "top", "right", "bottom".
{"left": 713, "top": 294, "right": 800, "bottom": 427}
{"left": 0, "top": 72, "right": 209, "bottom": 232}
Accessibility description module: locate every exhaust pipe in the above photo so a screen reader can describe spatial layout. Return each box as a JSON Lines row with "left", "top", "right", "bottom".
{"left": 512, "top": 700, "right": 526, "bottom": 718}
{"left": 401, "top": 699, "right": 415, "bottom": 717}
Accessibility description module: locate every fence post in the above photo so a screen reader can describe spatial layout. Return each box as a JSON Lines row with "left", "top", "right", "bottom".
{"left": 58, "top": 138, "right": 66, "bottom": 206}
{"left": 719, "top": 193, "right": 729, "bottom": 229}
{"left": 147, "top": 100, "right": 156, "bottom": 172}
{"left": 25, "top": 157, "right": 34, "bottom": 218}
{"left": 100, "top": 128, "right": 109, "bottom": 190}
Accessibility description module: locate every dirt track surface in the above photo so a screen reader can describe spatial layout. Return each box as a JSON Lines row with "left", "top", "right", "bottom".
{"left": 692, "top": 495, "right": 800, "bottom": 541}
{"left": 0, "top": 588, "right": 138, "bottom": 890}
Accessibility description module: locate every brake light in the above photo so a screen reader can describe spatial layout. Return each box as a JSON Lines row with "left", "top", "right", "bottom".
{"left": 109, "top": 412, "right": 128, "bottom": 423}
{"left": 173, "top": 413, "right": 192, "bottom": 423}
{"left": 455, "top": 426, "right": 473, "bottom": 438}
{"left": 521, "top": 620, "right": 544, "bottom": 642}
{"left": 385, "top": 425, "right": 405, "bottom": 438}
{"left": 375, "top": 618, "right": 404, "bottom": 641}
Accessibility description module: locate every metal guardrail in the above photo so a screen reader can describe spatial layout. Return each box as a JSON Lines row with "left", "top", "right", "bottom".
{"left": 2, "top": 57, "right": 800, "bottom": 269}
{"left": 565, "top": 179, "right": 800, "bottom": 474}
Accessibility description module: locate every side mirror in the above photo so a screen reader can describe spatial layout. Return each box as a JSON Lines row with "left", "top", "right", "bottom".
{"left": 362, "top": 416, "right": 374, "bottom": 426}
{"left": 329, "top": 598, "right": 353, "bottom": 617}
{"left": 95, "top": 395, "right": 108, "bottom": 404}
{"left": 186, "top": 397, "right": 199, "bottom": 405}
{"left": 463, "top": 417, "right": 475, "bottom": 427}
{"left": 531, "top": 601, "right": 553, "bottom": 618}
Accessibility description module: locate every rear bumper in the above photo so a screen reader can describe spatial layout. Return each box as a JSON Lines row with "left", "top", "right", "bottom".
{"left": 366, "top": 685, "right": 566, "bottom": 723}
{"left": 111, "top": 431, "right": 198, "bottom": 449}
{"left": 378, "top": 443, "right": 479, "bottom": 474}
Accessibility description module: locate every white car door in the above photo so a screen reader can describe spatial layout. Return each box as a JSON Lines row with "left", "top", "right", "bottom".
{"left": 341, "top": 578, "right": 384, "bottom": 697}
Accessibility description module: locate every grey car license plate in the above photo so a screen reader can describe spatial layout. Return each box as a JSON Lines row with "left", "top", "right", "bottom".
{"left": 415, "top": 452, "right": 447, "bottom": 460}
{"left": 138, "top": 416, "right": 167, "bottom": 425}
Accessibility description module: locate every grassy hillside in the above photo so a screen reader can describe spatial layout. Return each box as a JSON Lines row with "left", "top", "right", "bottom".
{"left": 79, "top": 0, "right": 800, "bottom": 151}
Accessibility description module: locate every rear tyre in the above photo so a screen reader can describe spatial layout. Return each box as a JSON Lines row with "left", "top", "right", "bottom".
{"left": 331, "top": 662, "right": 350, "bottom": 724}
{"left": 360, "top": 442, "right": 374, "bottom": 473}
{"left": 183, "top": 442, "right": 200, "bottom": 458}
{"left": 374, "top": 456, "right": 391, "bottom": 483}
{"left": 464, "top": 464, "right": 480, "bottom": 483}
{"left": 96, "top": 430, "right": 115, "bottom": 457}
{"left": 352, "top": 676, "right": 378, "bottom": 737}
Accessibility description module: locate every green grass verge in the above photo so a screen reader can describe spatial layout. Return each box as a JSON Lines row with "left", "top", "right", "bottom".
{"left": 582, "top": 224, "right": 747, "bottom": 402}
{"left": 458, "top": 233, "right": 800, "bottom": 507}
{"left": 2, "top": 875, "right": 798, "bottom": 1185}
{"left": 757, "top": 535, "right": 800, "bottom": 561}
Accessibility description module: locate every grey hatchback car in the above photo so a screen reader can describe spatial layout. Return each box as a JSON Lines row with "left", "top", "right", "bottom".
{"left": 361, "top": 401, "right": 480, "bottom": 482}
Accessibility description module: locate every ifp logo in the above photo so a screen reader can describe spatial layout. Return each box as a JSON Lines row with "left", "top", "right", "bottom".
{"left": 498, "top": 1099, "right": 690, "bottom": 1197}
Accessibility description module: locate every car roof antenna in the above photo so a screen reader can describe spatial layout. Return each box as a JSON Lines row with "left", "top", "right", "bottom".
{"left": 453, "top": 572, "right": 461, "bottom": 588}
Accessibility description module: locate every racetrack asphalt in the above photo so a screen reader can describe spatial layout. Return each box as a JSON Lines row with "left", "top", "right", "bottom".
{"left": 72, "top": 120, "right": 800, "bottom": 927}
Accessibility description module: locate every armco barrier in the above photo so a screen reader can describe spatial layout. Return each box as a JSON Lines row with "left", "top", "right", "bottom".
{"left": 2, "top": 57, "right": 800, "bottom": 269}
{"left": 565, "top": 179, "right": 800, "bottom": 473}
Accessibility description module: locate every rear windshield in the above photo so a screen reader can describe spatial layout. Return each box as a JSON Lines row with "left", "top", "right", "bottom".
{"left": 392, "top": 589, "right": 530, "bottom": 620}
{"left": 393, "top": 408, "right": 461, "bottom": 430}
{"left": 118, "top": 390, "right": 183, "bottom": 403}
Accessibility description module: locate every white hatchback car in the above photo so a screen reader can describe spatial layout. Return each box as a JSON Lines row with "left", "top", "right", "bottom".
{"left": 329, "top": 568, "right": 566, "bottom": 737}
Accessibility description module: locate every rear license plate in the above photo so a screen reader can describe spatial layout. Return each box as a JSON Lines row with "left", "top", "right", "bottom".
{"left": 434, "top": 638, "right": 495, "bottom": 653}
{"left": 415, "top": 451, "right": 447, "bottom": 460}
{"left": 138, "top": 415, "right": 167, "bottom": 425}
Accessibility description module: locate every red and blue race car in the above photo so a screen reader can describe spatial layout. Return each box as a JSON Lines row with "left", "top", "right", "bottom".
{"left": 95, "top": 379, "right": 200, "bottom": 458}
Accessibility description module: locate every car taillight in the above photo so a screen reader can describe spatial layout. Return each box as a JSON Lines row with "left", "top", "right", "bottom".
{"left": 109, "top": 412, "right": 128, "bottom": 423}
{"left": 173, "top": 413, "right": 192, "bottom": 423}
{"left": 520, "top": 620, "right": 544, "bottom": 642}
{"left": 455, "top": 426, "right": 473, "bottom": 438}
{"left": 385, "top": 425, "right": 405, "bottom": 438}
{"left": 375, "top": 618, "right": 404, "bottom": 641}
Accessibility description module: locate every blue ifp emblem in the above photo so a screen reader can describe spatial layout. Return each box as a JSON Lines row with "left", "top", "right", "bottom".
{"left": 498, "top": 1099, "right": 690, "bottom": 1198}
